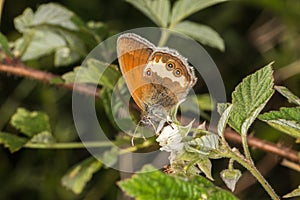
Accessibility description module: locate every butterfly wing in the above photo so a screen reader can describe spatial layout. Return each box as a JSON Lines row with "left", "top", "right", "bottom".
{"left": 142, "top": 49, "right": 197, "bottom": 111}
{"left": 117, "top": 33, "right": 155, "bottom": 110}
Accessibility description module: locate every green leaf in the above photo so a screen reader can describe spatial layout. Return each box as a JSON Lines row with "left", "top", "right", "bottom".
{"left": 30, "top": 131, "right": 55, "bottom": 144}
{"left": 14, "top": 8, "right": 34, "bottom": 33}
{"left": 101, "top": 88, "right": 118, "bottom": 128}
{"left": 197, "top": 158, "right": 213, "bottom": 181}
{"left": 62, "top": 68, "right": 76, "bottom": 83}
{"left": 13, "top": 3, "right": 86, "bottom": 66}
{"left": 0, "top": 132, "right": 28, "bottom": 153}
{"left": 62, "top": 59, "right": 120, "bottom": 89}
{"left": 173, "top": 21, "right": 225, "bottom": 51}
{"left": 100, "top": 147, "right": 118, "bottom": 167}
{"left": 126, "top": 0, "right": 170, "bottom": 27}
{"left": 283, "top": 185, "right": 300, "bottom": 198}
{"left": 275, "top": 86, "right": 300, "bottom": 106}
{"left": 33, "top": 3, "right": 77, "bottom": 29}
{"left": 14, "top": 3, "right": 77, "bottom": 33}
{"left": 86, "top": 21, "right": 107, "bottom": 41}
{"left": 14, "top": 29, "right": 85, "bottom": 66}
{"left": 15, "top": 29, "right": 66, "bottom": 61}
{"left": 96, "top": 63, "right": 120, "bottom": 90}
{"left": 170, "top": 0, "right": 227, "bottom": 25}
{"left": 54, "top": 29, "right": 87, "bottom": 66}
{"left": 259, "top": 107, "right": 300, "bottom": 139}
{"left": 13, "top": 29, "right": 34, "bottom": 56}
{"left": 0, "top": 32, "right": 13, "bottom": 57}
{"left": 119, "top": 165, "right": 238, "bottom": 200}
{"left": 61, "top": 157, "right": 102, "bottom": 194}
{"left": 108, "top": 79, "right": 133, "bottom": 130}
{"left": 228, "top": 63, "right": 274, "bottom": 134}
{"left": 54, "top": 47, "right": 80, "bottom": 66}
{"left": 220, "top": 169, "right": 242, "bottom": 192}
{"left": 217, "top": 103, "right": 230, "bottom": 115}
{"left": 217, "top": 104, "right": 233, "bottom": 137}
{"left": 186, "top": 133, "right": 219, "bottom": 155}
{"left": 10, "top": 108, "right": 51, "bottom": 137}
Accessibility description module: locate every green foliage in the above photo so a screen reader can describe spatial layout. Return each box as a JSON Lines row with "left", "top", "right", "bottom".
{"left": 170, "top": 0, "right": 227, "bottom": 25}
{"left": 118, "top": 165, "right": 238, "bottom": 200}
{"left": 100, "top": 147, "right": 119, "bottom": 167}
{"left": 196, "top": 158, "right": 213, "bottom": 180}
{"left": 186, "top": 133, "right": 219, "bottom": 155}
{"left": 61, "top": 147, "right": 119, "bottom": 195}
{"left": 259, "top": 107, "right": 300, "bottom": 139}
{"left": 126, "top": 0, "right": 171, "bottom": 28}
{"left": 283, "top": 186, "right": 300, "bottom": 198}
{"left": 0, "top": 108, "right": 53, "bottom": 152}
{"left": 0, "top": 132, "right": 28, "bottom": 153}
{"left": 11, "top": 107, "right": 51, "bottom": 137}
{"left": 100, "top": 88, "right": 118, "bottom": 128}
{"left": 13, "top": 3, "right": 106, "bottom": 67}
{"left": 1, "top": 1, "right": 300, "bottom": 200}
{"left": 223, "top": 63, "right": 274, "bottom": 134}
{"left": 62, "top": 58, "right": 120, "bottom": 89}
{"left": 126, "top": 0, "right": 226, "bottom": 50}
{"left": 173, "top": 20, "right": 224, "bottom": 51}
{"left": 14, "top": 3, "right": 82, "bottom": 65}
{"left": 14, "top": 3, "right": 78, "bottom": 32}
{"left": 275, "top": 86, "right": 300, "bottom": 106}
{"left": 217, "top": 104, "right": 233, "bottom": 137}
{"left": 259, "top": 86, "right": 300, "bottom": 140}
{"left": 62, "top": 157, "right": 103, "bottom": 194}
{"left": 30, "top": 131, "right": 55, "bottom": 144}
{"left": 0, "top": 32, "right": 13, "bottom": 57}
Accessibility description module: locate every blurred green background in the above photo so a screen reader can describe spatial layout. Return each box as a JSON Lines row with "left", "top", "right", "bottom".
{"left": 0, "top": 0, "right": 299, "bottom": 199}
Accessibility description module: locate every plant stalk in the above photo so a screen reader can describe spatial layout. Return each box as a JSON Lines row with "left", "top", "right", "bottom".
{"left": 231, "top": 150, "right": 279, "bottom": 200}
{"left": 221, "top": 142, "right": 280, "bottom": 200}
{"left": 24, "top": 139, "right": 153, "bottom": 151}
{"left": 24, "top": 141, "right": 113, "bottom": 149}
{"left": 241, "top": 131, "right": 252, "bottom": 161}
{"left": 158, "top": 29, "right": 170, "bottom": 47}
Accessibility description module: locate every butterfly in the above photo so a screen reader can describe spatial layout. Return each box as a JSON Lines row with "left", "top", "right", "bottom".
{"left": 117, "top": 33, "right": 197, "bottom": 133}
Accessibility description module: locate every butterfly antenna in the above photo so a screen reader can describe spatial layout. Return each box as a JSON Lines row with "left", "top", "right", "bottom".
{"left": 147, "top": 119, "right": 157, "bottom": 133}
{"left": 141, "top": 126, "right": 146, "bottom": 141}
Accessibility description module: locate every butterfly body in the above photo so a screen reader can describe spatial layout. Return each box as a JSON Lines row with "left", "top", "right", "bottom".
{"left": 117, "top": 33, "right": 197, "bottom": 131}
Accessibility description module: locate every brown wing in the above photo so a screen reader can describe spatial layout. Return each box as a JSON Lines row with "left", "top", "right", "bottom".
{"left": 143, "top": 50, "right": 197, "bottom": 107}
{"left": 117, "top": 33, "right": 155, "bottom": 110}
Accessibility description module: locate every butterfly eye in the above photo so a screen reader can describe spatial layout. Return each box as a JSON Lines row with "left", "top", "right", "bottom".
{"left": 166, "top": 62, "right": 175, "bottom": 71}
{"left": 145, "top": 69, "right": 152, "bottom": 76}
{"left": 174, "top": 69, "right": 182, "bottom": 77}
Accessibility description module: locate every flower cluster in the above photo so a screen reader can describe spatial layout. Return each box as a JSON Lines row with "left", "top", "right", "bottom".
{"left": 156, "top": 123, "right": 184, "bottom": 152}
{"left": 156, "top": 123, "right": 185, "bottom": 162}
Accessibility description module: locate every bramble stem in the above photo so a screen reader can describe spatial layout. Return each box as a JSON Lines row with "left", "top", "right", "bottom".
{"left": 241, "top": 131, "right": 252, "bottom": 161}
{"left": 220, "top": 139, "right": 280, "bottom": 200}
{"left": 229, "top": 149, "right": 279, "bottom": 200}
{"left": 24, "top": 139, "right": 153, "bottom": 152}
{"left": 228, "top": 158, "right": 234, "bottom": 170}
{"left": 24, "top": 141, "right": 113, "bottom": 149}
